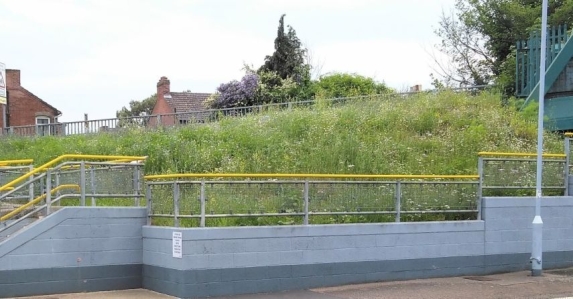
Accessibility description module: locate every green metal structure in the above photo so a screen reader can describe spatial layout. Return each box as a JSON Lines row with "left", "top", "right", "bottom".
{"left": 517, "top": 25, "right": 573, "bottom": 131}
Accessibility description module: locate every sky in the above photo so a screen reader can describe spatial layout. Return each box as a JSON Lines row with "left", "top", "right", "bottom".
{"left": 0, "top": 0, "right": 456, "bottom": 122}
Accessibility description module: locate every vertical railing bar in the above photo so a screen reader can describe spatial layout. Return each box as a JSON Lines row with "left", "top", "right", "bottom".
{"left": 304, "top": 180, "right": 309, "bottom": 225}
{"left": 200, "top": 180, "right": 206, "bottom": 227}
{"left": 28, "top": 165, "right": 34, "bottom": 202}
{"left": 565, "top": 137, "right": 571, "bottom": 196}
{"left": 174, "top": 182, "right": 180, "bottom": 228}
{"left": 80, "top": 161, "right": 86, "bottom": 206}
{"left": 90, "top": 166, "right": 96, "bottom": 206}
{"left": 477, "top": 157, "right": 484, "bottom": 220}
{"left": 45, "top": 170, "right": 52, "bottom": 216}
{"left": 134, "top": 165, "right": 141, "bottom": 206}
{"left": 395, "top": 181, "right": 401, "bottom": 223}
{"left": 146, "top": 183, "right": 152, "bottom": 226}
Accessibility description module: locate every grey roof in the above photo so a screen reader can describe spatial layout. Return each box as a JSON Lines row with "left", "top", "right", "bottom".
{"left": 164, "top": 92, "right": 212, "bottom": 122}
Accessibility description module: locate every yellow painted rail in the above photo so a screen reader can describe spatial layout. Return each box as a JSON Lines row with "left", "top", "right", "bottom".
{"left": 478, "top": 152, "right": 566, "bottom": 158}
{"left": 0, "top": 159, "right": 33, "bottom": 167}
{"left": 145, "top": 173, "right": 479, "bottom": 180}
{"left": 566, "top": 132, "right": 573, "bottom": 137}
{"left": 0, "top": 154, "right": 147, "bottom": 192}
{"left": 0, "top": 184, "right": 80, "bottom": 221}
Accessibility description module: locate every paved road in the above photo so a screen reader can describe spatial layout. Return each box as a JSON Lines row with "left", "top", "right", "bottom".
{"left": 15, "top": 268, "right": 573, "bottom": 299}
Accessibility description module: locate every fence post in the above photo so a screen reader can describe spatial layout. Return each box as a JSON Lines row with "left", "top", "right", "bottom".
{"left": 200, "top": 181, "right": 206, "bottom": 227}
{"left": 395, "top": 181, "right": 401, "bottom": 222}
{"left": 477, "top": 157, "right": 484, "bottom": 220}
{"left": 565, "top": 137, "right": 570, "bottom": 196}
{"left": 303, "top": 180, "right": 309, "bottom": 225}
{"left": 45, "top": 170, "right": 52, "bottom": 216}
{"left": 80, "top": 161, "right": 86, "bottom": 206}
{"left": 174, "top": 182, "right": 180, "bottom": 228}
{"left": 133, "top": 165, "right": 141, "bottom": 206}
{"left": 146, "top": 183, "right": 152, "bottom": 226}
{"left": 28, "top": 165, "right": 34, "bottom": 202}
{"left": 90, "top": 166, "right": 96, "bottom": 206}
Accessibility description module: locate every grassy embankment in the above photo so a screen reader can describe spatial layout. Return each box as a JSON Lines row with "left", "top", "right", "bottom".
{"left": 0, "top": 91, "right": 566, "bottom": 226}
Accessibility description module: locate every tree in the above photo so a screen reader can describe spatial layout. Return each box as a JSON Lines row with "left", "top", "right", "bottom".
{"left": 433, "top": 0, "right": 573, "bottom": 94}
{"left": 207, "top": 74, "right": 259, "bottom": 109}
{"left": 116, "top": 93, "right": 157, "bottom": 127}
{"left": 259, "top": 14, "right": 308, "bottom": 83}
{"left": 314, "top": 73, "right": 392, "bottom": 99}
{"left": 210, "top": 15, "right": 314, "bottom": 110}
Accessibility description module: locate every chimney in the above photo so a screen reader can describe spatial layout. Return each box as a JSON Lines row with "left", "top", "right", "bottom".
{"left": 157, "top": 76, "right": 170, "bottom": 96}
{"left": 6, "top": 69, "right": 21, "bottom": 87}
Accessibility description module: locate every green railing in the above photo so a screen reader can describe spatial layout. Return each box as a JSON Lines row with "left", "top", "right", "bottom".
{"left": 516, "top": 25, "right": 569, "bottom": 97}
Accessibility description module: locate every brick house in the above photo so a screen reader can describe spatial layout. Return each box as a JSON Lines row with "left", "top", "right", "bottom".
{"left": 0, "top": 69, "right": 61, "bottom": 135}
{"left": 149, "top": 76, "right": 211, "bottom": 126}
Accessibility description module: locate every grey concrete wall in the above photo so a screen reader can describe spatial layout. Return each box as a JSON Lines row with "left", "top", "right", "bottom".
{"left": 0, "top": 207, "right": 147, "bottom": 298}
{"left": 143, "top": 196, "right": 573, "bottom": 298}
{"left": 143, "top": 221, "right": 485, "bottom": 298}
{"left": 3, "top": 197, "right": 573, "bottom": 298}
{"left": 483, "top": 196, "right": 573, "bottom": 272}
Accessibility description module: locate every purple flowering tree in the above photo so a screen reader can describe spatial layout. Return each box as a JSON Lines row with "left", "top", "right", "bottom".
{"left": 211, "top": 73, "right": 259, "bottom": 109}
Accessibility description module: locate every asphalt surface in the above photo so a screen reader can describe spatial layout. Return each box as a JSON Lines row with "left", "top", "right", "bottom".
{"left": 15, "top": 268, "right": 573, "bottom": 299}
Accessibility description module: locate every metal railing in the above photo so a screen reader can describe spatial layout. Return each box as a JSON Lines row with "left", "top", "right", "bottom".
{"left": 478, "top": 152, "right": 568, "bottom": 196}
{"left": 0, "top": 155, "right": 147, "bottom": 234}
{"left": 144, "top": 174, "right": 480, "bottom": 227}
{"left": 0, "top": 159, "right": 34, "bottom": 202}
{"left": 1, "top": 86, "right": 494, "bottom": 137}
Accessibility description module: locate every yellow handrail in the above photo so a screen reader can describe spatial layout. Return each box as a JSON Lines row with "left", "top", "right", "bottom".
{"left": 478, "top": 152, "right": 566, "bottom": 158}
{"left": 0, "top": 184, "right": 80, "bottom": 221}
{"left": 566, "top": 132, "right": 573, "bottom": 137}
{"left": 0, "top": 154, "right": 147, "bottom": 192}
{"left": 0, "top": 159, "right": 34, "bottom": 166}
{"left": 58, "top": 158, "right": 143, "bottom": 171}
{"left": 145, "top": 173, "right": 479, "bottom": 180}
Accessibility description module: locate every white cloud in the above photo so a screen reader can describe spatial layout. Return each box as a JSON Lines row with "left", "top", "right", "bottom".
{"left": 316, "top": 39, "right": 437, "bottom": 90}
{"left": 253, "top": 0, "right": 376, "bottom": 11}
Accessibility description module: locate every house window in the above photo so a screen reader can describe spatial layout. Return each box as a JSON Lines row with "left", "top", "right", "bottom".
{"left": 36, "top": 116, "right": 51, "bottom": 136}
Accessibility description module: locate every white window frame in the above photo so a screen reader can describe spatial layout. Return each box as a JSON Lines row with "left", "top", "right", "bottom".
{"left": 35, "top": 116, "right": 51, "bottom": 136}
{"left": 35, "top": 116, "right": 51, "bottom": 125}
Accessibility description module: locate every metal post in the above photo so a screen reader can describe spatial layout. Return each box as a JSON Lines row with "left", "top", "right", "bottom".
{"left": 28, "top": 165, "right": 34, "bottom": 202}
{"left": 146, "top": 183, "right": 152, "bottom": 226}
{"left": 80, "top": 162, "right": 86, "bottom": 206}
{"left": 90, "top": 166, "right": 96, "bottom": 206}
{"left": 532, "top": 0, "right": 548, "bottom": 277}
{"left": 200, "top": 181, "right": 206, "bottom": 227}
{"left": 395, "top": 181, "right": 401, "bottom": 222}
{"left": 45, "top": 170, "right": 52, "bottom": 216}
{"left": 54, "top": 171, "right": 60, "bottom": 207}
{"left": 173, "top": 182, "right": 180, "bottom": 227}
{"left": 303, "top": 180, "right": 309, "bottom": 225}
{"left": 565, "top": 137, "right": 570, "bottom": 196}
{"left": 133, "top": 165, "right": 141, "bottom": 206}
{"left": 477, "top": 157, "right": 484, "bottom": 220}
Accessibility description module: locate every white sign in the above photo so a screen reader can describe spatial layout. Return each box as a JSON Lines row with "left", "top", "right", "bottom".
{"left": 172, "top": 231, "right": 183, "bottom": 258}
{"left": 0, "top": 62, "right": 5, "bottom": 105}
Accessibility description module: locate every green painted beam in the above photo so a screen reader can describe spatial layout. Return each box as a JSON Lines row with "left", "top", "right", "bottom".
{"left": 522, "top": 34, "right": 573, "bottom": 108}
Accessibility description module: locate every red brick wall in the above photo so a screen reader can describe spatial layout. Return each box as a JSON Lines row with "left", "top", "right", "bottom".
{"left": 6, "top": 69, "right": 58, "bottom": 127}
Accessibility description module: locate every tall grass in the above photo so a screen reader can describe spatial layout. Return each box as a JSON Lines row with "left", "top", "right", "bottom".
{"left": 0, "top": 91, "right": 564, "bottom": 176}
